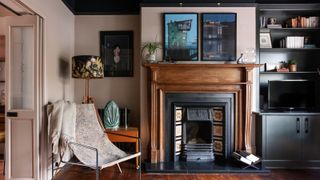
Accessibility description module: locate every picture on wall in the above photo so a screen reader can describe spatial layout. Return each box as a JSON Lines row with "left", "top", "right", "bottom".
{"left": 100, "top": 31, "right": 133, "bottom": 77}
{"left": 201, "top": 13, "right": 236, "bottom": 61}
{"left": 163, "top": 13, "right": 198, "bottom": 61}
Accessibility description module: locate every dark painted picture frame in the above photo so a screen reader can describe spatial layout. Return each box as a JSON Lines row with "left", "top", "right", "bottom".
{"left": 201, "top": 13, "right": 237, "bottom": 61}
{"left": 100, "top": 31, "right": 133, "bottom": 77}
{"left": 163, "top": 13, "right": 199, "bottom": 61}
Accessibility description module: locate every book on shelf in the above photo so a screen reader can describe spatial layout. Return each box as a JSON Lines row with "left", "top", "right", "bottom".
{"left": 267, "top": 24, "right": 282, "bottom": 29}
{"left": 288, "top": 16, "right": 319, "bottom": 28}
{"left": 232, "top": 151, "right": 261, "bottom": 165}
{"left": 280, "top": 36, "right": 304, "bottom": 48}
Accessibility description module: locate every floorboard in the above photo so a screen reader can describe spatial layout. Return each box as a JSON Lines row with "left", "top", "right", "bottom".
{"left": 53, "top": 162, "right": 320, "bottom": 180}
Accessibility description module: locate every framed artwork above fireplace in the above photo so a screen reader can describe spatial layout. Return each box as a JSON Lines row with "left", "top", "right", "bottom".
{"left": 201, "top": 13, "right": 237, "bottom": 61}
{"left": 163, "top": 13, "right": 199, "bottom": 61}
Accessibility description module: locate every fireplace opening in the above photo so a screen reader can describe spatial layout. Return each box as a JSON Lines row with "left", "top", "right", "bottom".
{"left": 186, "top": 121, "right": 212, "bottom": 144}
{"left": 165, "top": 93, "right": 234, "bottom": 163}
{"left": 181, "top": 107, "right": 214, "bottom": 162}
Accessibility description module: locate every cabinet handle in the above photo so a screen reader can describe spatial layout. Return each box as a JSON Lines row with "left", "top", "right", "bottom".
{"left": 296, "top": 118, "right": 300, "bottom": 133}
{"left": 305, "top": 118, "right": 309, "bottom": 134}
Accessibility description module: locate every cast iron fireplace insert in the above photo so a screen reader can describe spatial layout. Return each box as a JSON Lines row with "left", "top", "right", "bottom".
{"left": 165, "top": 93, "right": 234, "bottom": 163}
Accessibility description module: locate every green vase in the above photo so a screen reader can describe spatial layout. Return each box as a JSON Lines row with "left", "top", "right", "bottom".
{"left": 103, "top": 100, "right": 120, "bottom": 129}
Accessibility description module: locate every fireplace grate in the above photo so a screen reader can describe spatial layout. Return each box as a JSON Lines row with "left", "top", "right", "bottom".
{"left": 181, "top": 143, "right": 214, "bottom": 162}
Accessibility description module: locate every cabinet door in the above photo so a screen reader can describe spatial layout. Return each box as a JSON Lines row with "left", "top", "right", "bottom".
{"left": 265, "top": 116, "right": 301, "bottom": 160}
{"left": 302, "top": 116, "right": 320, "bottom": 160}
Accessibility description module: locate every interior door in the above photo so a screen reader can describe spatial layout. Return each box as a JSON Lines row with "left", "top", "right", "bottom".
{"left": 3, "top": 15, "right": 41, "bottom": 180}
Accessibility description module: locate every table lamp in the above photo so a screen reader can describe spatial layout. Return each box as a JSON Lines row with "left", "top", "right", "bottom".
{"left": 72, "top": 55, "right": 104, "bottom": 104}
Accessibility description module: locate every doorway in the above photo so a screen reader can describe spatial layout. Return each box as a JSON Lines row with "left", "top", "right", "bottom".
{"left": 0, "top": 1, "right": 44, "bottom": 180}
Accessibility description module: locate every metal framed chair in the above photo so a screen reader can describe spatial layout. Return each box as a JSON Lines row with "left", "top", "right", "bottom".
{"left": 50, "top": 103, "right": 141, "bottom": 180}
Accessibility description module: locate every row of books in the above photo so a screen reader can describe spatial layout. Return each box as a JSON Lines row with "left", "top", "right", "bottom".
{"left": 288, "top": 16, "right": 319, "bottom": 28}
{"left": 280, "top": 36, "right": 305, "bottom": 48}
{"left": 260, "top": 16, "right": 319, "bottom": 29}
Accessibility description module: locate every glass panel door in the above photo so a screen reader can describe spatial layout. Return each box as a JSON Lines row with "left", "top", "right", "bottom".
{"left": 10, "top": 26, "right": 34, "bottom": 109}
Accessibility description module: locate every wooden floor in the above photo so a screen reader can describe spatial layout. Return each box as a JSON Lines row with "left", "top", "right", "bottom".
{"left": 0, "top": 160, "right": 4, "bottom": 180}
{"left": 54, "top": 162, "right": 320, "bottom": 180}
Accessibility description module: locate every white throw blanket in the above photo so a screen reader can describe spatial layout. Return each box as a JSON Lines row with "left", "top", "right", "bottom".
{"left": 47, "top": 100, "right": 76, "bottom": 160}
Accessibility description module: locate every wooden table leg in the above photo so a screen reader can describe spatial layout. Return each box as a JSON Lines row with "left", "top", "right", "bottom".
{"left": 136, "top": 140, "right": 139, "bottom": 169}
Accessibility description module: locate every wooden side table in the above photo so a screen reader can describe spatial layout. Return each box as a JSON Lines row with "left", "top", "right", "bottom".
{"left": 105, "top": 127, "right": 139, "bottom": 169}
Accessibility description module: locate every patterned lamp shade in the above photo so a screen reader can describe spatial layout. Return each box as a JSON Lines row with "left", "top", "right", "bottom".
{"left": 72, "top": 55, "right": 104, "bottom": 79}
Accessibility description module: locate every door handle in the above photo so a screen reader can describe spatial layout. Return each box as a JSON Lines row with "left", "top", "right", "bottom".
{"left": 7, "top": 112, "right": 18, "bottom": 117}
{"left": 296, "top": 118, "right": 300, "bottom": 133}
{"left": 305, "top": 118, "right": 309, "bottom": 134}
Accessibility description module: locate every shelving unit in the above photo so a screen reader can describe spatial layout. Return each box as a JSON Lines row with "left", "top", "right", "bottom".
{"left": 258, "top": 4, "right": 320, "bottom": 111}
{"left": 256, "top": 4, "right": 320, "bottom": 168}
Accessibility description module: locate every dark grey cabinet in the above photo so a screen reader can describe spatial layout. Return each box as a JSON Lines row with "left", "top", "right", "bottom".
{"left": 302, "top": 116, "right": 320, "bottom": 161}
{"left": 255, "top": 113, "right": 320, "bottom": 168}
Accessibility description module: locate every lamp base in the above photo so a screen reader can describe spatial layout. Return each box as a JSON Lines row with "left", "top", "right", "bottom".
{"left": 82, "top": 96, "right": 94, "bottom": 104}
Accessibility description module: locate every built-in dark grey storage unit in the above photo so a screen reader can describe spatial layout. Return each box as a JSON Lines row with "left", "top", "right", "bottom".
{"left": 255, "top": 113, "right": 320, "bottom": 168}
{"left": 258, "top": 4, "right": 320, "bottom": 111}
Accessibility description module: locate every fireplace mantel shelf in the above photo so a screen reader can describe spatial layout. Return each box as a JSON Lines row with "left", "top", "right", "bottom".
{"left": 145, "top": 62, "right": 261, "bottom": 163}
{"left": 144, "top": 63, "right": 262, "bottom": 69}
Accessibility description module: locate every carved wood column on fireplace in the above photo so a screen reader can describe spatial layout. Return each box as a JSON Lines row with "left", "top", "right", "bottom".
{"left": 144, "top": 63, "right": 261, "bottom": 163}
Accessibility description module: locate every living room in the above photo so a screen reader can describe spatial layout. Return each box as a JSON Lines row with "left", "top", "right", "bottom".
{"left": 0, "top": 0, "right": 319, "bottom": 179}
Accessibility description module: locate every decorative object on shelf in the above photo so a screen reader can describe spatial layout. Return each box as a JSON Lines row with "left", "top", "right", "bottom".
{"left": 268, "top": 17, "right": 277, "bottom": 25}
{"left": 236, "top": 53, "right": 244, "bottom": 64}
{"left": 237, "top": 48, "right": 256, "bottom": 64}
{"left": 276, "top": 61, "right": 289, "bottom": 72}
{"left": 265, "top": 63, "right": 280, "bottom": 72}
{"left": 260, "top": 33, "right": 272, "bottom": 48}
{"left": 163, "top": 13, "right": 198, "bottom": 61}
{"left": 304, "top": 36, "right": 317, "bottom": 49}
{"left": 141, "top": 41, "right": 161, "bottom": 62}
{"left": 72, "top": 55, "right": 104, "bottom": 104}
{"left": 201, "top": 13, "right": 236, "bottom": 61}
{"left": 100, "top": 31, "right": 133, "bottom": 77}
{"left": 119, "top": 107, "right": 129, "bottom": 128}
{"left": 103, "top": 100, "right": 120, "bottom": 129}
{"left": 267, "top": 17, "right": 282, "bottom": 28}
{"left": 288, "top": 60, "right": 297, "bottom": 72}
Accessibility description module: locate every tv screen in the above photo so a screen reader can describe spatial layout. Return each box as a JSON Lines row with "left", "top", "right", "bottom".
{"left": 268, "top": 80, "right": 316, "bottom": 111}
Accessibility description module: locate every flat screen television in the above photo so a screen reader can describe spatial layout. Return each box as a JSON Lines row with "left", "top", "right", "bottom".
{"left": 268, "top": 80, "right": 316, "bottom": 111}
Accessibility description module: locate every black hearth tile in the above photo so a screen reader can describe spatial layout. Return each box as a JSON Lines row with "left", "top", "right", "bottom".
{"left": 144, "top": 162, "right": 188, "bottom": 173}
{"left": 144, "top": 161, "right": 270, "bottom": 174}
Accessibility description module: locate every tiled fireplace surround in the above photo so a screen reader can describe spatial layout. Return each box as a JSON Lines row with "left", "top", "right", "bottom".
{"left": 145, "top": 63, "right": 260, "bottom": 163}
{"left": 165, "top": 93, "right": 234, "bottom": 162}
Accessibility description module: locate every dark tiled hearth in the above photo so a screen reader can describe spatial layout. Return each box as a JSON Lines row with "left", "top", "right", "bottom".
{"left": 144, "top": 160, "right": 269, "bottom": 174}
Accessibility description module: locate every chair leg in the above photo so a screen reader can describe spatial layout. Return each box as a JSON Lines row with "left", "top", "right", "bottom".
{"left": 116, "top": 163, "right": 122, "bottom": 173}
{"left": 96, "top": 168, "right": 99, "bottom": 180}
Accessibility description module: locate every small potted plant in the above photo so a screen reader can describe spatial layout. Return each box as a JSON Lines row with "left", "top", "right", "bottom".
{"left": 141, "top": 42, "right": 161, "bottom": 62}
{"left": 288, "top": 59, "right": 297, "bottom": 72}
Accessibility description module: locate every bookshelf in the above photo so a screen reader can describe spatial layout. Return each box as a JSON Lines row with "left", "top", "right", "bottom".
{"left": 256, "top": 4, "right": 320, "bottom": 168}
{"left": 258, "top": 4, "right": 320, "bottom": 111}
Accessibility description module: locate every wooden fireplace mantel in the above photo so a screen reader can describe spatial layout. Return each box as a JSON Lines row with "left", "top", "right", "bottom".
{"left": 144, "top": 63, "right": 261, "bottom": 163}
